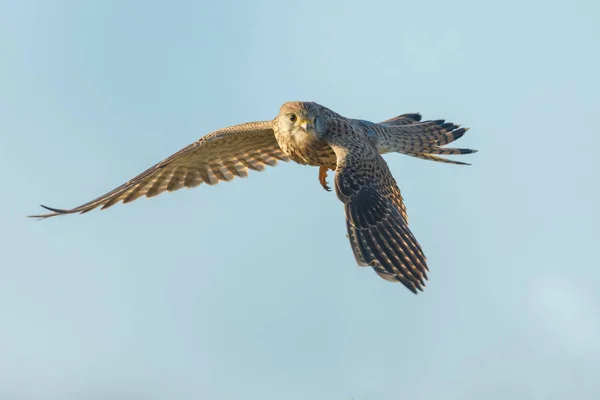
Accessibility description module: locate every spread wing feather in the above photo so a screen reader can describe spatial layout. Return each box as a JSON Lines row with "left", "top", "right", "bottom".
{"left": 30, "top": 121, "right": 287, "bottom": 219}
{"left": 326, "top": 118, "right": 429, "bottom": 293}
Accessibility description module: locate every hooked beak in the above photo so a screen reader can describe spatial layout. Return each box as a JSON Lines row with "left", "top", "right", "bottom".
{"left": 298, "top": 119, "right": 316, "bottom": 136}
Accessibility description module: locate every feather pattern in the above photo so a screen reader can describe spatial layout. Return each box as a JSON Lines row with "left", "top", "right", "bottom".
{"left": 322, "top": 118, "right": 429, "bottom": 293}
{"left": 30, "top": 121, "right": 288, "bottom": 218}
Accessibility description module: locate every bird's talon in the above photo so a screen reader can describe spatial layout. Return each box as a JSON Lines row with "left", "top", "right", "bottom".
{"left": 319, "top": 166, "right": 332, "bottom": 192}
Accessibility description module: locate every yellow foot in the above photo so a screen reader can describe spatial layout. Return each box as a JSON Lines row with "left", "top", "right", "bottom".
{"left": 319, "top": 166, "right": 332, "bottom": 192}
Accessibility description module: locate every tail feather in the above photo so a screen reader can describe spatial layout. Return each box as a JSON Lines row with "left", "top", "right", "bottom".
{"left": 404, "top": 152, "right": 472, "bottom": 165}
{"left": 377, "top": 117, "right": 477, "bottom": 165}
{"left": 426, "top": 146, "right": 478, "bottom": 156}
{"left": 380, "top": 113, "right": 422, "bottom": 125}
{"left": 437, "top": 127, "right": 469, "bottom": 146}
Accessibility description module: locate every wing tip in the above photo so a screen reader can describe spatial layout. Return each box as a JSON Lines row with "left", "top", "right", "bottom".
{"left": 399, "top": 276, "right": 425, "bottom": 294}
{"left": 40, "top": 204, "right": 67, "bottom": 213}
{"left": 372, "top": 264, "right": 427, "bottom": 294}
{"left": 28, "top": 204, "right": 72, "bottom": 220}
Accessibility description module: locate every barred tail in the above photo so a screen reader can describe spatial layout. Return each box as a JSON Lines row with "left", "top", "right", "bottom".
{"left": 378, "top": 116, "right": 477, "bottom": 164}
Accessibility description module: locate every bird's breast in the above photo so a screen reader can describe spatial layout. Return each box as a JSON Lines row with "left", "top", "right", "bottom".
{"left": 275, "top": 131, "right": 337, "bottom": 168}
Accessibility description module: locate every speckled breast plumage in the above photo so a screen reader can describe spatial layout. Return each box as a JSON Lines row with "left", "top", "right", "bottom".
{"left": 272, "top": 102, "right": 344, "bottom": 169}
{"left": 273, "top": 128, "right": 338, "bottom": 169}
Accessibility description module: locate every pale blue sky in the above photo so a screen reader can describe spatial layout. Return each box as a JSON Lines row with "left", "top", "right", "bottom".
{"left": 1, "top": 0, "right": 599, "bottom": 399}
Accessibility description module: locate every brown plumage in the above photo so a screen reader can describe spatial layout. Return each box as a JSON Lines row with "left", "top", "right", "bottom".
{"left": 31, "top": 122, "right": 288, "bottom": 216}
{"left": 316, "top": 118, "right": 429, "bottom": 293}
{"left": 30, "top": 101, "right": 477, "bottom": 293}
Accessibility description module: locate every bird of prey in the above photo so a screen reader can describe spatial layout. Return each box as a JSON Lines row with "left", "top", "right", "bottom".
{"left": 30, "top": 101, "right": 476, "bottom": 293}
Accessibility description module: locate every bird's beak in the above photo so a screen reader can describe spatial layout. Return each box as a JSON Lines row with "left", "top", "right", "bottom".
{"left": 299, "top": 119, "right": 315, "bottom": 135}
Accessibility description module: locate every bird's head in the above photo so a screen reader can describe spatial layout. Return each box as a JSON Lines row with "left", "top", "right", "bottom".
{"left": 275, "top": 101, "right": 324, "bottom": 142}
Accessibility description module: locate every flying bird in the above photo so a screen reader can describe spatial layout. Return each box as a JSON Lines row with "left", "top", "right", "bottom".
{"left": 30, "top": 102, "right": 476, "bottom": 293}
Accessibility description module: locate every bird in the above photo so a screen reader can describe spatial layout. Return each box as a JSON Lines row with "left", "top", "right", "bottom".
{"left": 30, "top": 101, "right": 477, "bottom": 293}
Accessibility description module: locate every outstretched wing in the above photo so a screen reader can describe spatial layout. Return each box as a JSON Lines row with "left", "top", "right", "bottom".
{"left": 326, "top": 119, "right": 429, "bottom": 293}
{"left": 30, "top": 121, "right": 287, "bottom": 219}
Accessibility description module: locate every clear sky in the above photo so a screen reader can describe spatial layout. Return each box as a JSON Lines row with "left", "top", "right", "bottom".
{"left": 1, "top": 0, "right": 599, "bottom": 399}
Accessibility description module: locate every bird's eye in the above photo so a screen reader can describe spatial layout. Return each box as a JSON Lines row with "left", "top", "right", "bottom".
{"left": 314, "top": 116, "right": 318, "bottom": 125}
{"left": 289, "top": 114, "right": 297, "bottom": 122}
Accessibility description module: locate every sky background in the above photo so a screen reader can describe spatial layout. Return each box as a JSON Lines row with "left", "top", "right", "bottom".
{"left": 1, "top": 0, "right": 599, "bottom": 399}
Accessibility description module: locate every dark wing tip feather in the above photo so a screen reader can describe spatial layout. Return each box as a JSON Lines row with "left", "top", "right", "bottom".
{"left": 373, "top": 267, "right": 423, "bottom": 294}
{"left": 41, "top": 205, "right": 72, "bottom": 214}
{"left": 341, "top": 183, "right": 429, "bottom": 294}
{"left": 27, "top": 205, "right": 69, "bottom": 219}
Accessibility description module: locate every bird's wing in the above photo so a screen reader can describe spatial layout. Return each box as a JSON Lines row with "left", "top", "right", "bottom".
{"left": 325, "top": 118, "right": 429, "bottom": 293}
{"left": 30, "top": 121, "right": 287, "bottom": 219}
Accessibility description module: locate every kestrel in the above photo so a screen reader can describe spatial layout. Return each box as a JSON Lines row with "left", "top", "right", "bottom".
{"left": 30, "top": 102, "right": 476, "bottom": 293}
